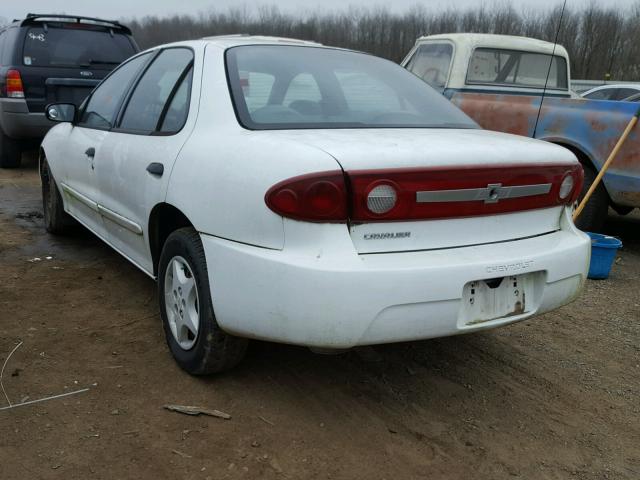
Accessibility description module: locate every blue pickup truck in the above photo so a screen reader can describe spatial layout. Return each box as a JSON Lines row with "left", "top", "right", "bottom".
{"left": 402, "top": 33, "right": 640, "bottom": 232}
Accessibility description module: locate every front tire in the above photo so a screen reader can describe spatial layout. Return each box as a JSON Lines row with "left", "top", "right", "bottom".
{"left": 575, "top": 165, "right": 609, "bottom": 232}
{"left": 41, "top": 158, "right": 75, "bottom": 234}
{"left": 158, "top": 227, "right": 248, "bottom": 375}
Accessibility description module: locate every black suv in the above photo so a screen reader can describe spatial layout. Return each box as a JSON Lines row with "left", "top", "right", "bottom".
{"left": 0, "top": 14, "right": 139, "bottom": 167}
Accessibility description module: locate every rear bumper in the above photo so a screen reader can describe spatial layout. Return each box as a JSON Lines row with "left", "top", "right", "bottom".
{"left": 202, "top": 210, "right": 590, "bottom": 348}
{"left": 0, "top": 98, "right": 53, "bottom": 139}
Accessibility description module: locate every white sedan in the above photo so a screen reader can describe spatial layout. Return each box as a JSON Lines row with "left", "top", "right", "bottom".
{"left": 40, "top": 36, "right": 591, "bottom": 374}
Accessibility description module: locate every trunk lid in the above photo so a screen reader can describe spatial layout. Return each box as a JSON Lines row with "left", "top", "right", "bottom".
{"left": 269, "top": 128, "right": 580, "bottom": 253}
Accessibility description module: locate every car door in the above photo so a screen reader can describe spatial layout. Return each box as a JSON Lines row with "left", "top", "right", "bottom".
{"left": 95, "top": 47, "right": 197, "bottom": 274}
{"left": 61, "top": 52, "right": 152, "bottom": 238}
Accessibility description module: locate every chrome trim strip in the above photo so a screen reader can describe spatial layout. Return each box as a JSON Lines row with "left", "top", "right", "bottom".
{"left": 416, "top": 183, "right": 551, "bottom": 204}
{"left": 97, "top": 205, "right": 143, "bottom": 235}
{"left": 60, "top": 183, "right": 99, "bottom": 212}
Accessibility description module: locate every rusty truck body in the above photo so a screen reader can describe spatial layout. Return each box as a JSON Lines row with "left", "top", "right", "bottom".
{"left": 402, "top": 33, "right": 640, "bottom": 231}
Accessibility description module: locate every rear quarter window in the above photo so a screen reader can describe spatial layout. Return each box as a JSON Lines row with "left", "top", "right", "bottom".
{"left": 22, "top": 26, "right": 136, "bottom": 68}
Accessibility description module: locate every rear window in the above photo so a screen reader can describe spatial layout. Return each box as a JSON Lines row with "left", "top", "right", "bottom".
{"left": 23, "top": 25, "right": 136, "bottom": 68}
{"left": 226, "top": 45, "right": 477, "bottom": 130}
{"left": 467, "top": 48, "right": 568, "bottom": 90}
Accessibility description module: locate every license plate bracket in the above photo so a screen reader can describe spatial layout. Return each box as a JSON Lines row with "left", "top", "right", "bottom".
{"left": 460, "top": 273, "right": 534, "bottom": 326}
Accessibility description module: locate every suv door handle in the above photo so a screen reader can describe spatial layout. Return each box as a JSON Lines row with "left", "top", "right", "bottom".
{"left": 85, "top": 147, "right": 95, "bottom": 158}
{"left": 146, "top": 162, "right": 164, "bottom": 177}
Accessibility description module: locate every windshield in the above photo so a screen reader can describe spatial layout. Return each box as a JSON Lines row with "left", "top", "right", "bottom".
{"left": 405, "top": 43, "right": 453, "bottom": 92}
{"left": 23, "top": 26, "right": 137, "bottom": 68}
{"left": 226, "top": 45, "right": 478, "bottom": 130}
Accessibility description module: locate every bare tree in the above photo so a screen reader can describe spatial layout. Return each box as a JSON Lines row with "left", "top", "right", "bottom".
{"left": 124, "top": 1, "right": 640, "bottom": 80}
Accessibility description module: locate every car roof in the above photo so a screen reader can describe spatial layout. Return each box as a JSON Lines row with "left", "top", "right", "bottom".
{"left": 200, "top": 35, "right": 323, "bottom": 49}
{"left": 416, "top": 33, "right": 569, "bottom": 58}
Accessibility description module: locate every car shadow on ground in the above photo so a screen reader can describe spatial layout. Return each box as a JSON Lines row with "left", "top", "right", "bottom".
{"left": 604, "top": 209, "right": 640, "bottom": 248}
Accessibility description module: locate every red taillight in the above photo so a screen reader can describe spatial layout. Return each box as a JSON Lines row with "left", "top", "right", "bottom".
{"left": 6, "top": 70, "right": 25, "bottom": 98}
{"left": 349, "top": 163, "right": 584, "bottom": 222}
{"left": 266, "top": 163, "right": 583, "bottom": 223}
{"left": 568, "top": 166, "right": 584, "bottom": 204}
{"left": 265, "top": 171, "right": 348, "bottom": 222}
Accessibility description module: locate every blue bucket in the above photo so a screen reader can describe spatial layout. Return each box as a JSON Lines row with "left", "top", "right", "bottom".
{"left": 586, "top": 232, "right": 623, "bottom": 280}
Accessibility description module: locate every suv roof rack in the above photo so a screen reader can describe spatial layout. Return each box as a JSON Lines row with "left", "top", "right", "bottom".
{"left": 20, "top": 13, "right": 132, "bottom": 35}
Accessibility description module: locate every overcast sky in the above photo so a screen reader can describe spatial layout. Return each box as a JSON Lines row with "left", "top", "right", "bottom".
{"left": 1, "top": 0, "right": 636, "bottom": 22}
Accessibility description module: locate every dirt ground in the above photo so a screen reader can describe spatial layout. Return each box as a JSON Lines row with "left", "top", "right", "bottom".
{"left": 0, "top": 153, "right": 638, "bottom": 480}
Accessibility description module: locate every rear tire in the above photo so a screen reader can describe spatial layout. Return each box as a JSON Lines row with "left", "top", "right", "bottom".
{"left": 158, "top": 227, "right": 248, "bottom": 375}
{"left": 611, "top": 204, "right": 634, "bottom": 216}
{"left": 0, "top": 131, "right": 22, "bottom": 168}
{"left": 41, "top": 158, "right": 75, "bottom": 234}
{"left": 575, "top": 165, "right": 609, "bottom": 233}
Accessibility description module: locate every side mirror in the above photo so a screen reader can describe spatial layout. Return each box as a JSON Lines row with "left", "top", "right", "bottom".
{"left": 45, "top": 103, "right": 77, "bottom": 123}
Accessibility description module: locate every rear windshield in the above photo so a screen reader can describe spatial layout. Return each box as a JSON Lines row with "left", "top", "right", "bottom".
{"left": 466, "top": 48, "right": 568, "bottom": 90}
{"left": 23, "top": 26, "right": 136, "bottom": 68}
{"left": 225, "top": 45, "right": 478, "bottom": 130}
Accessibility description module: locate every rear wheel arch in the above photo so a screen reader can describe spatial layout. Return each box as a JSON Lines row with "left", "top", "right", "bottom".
{"left": 38, "top": 147, "right": 47, "bottom": 176}
{"left": 148, "top": 203, "right": 196, "bottom": 276}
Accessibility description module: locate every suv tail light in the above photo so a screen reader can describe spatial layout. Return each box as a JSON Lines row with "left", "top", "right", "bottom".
{"left": 266, "top": 163, "right": 583, "bottom": 223}
{"left": 6, "top": 70, "right": 25, "bottom": 99}
{"left": 265, "top": 171, "right": 348, "bottom": 222}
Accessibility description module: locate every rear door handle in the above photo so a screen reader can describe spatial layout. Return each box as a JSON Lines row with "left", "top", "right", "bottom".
{"left": 85, "top": 147, "right": 95, "bottom": 158}
{"left": 146, "top": 162, "right": 164, "bottom": 177}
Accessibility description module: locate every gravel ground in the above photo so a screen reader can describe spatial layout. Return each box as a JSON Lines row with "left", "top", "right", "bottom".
{"left": 0, "top": 154, "right": 638, "bottom": 480}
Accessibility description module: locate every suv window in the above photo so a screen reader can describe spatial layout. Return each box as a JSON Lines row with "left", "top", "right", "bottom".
{"left": 405, "top": 43, "right": 453, "bottom": 91}
{"left": 22, "top": 26, "right": 136, "bottom": 68}
{"left": 119, "top": 48, "right": 193, "bottom": 133}
{"left": 79, "top": 52, "right": 151, "bottom": 129}
{"left": 467, "top": 48, "right": 568, "bottom": 90}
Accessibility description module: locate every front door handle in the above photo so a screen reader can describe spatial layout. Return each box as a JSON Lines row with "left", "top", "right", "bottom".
{"left": 146, "top": 162, "right": 164, "bottom": 177}
{"left": 85, "top": 147, "right": 95, "bottom": 158}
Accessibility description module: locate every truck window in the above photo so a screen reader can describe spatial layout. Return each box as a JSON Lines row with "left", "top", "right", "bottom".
{"left": 467, "top": 48, "right": 568, "bottom": 90}
{"left": 405, "top": 43, "right": 453, "bottom": 92}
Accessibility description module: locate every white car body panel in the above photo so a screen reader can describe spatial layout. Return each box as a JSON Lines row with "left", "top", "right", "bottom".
{"left": 41, "top": 36, "right": 591, "bottom": 349}
{"left": 203, "top": 209, "right": 588, "bottom": 348}
{"left": 59, "top": 125, "right": 110, "bottom": 239}
{"left": 96, "top": 45, "right": 204, "bottom": 272}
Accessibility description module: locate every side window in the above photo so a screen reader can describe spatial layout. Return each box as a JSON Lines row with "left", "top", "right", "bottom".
{"left": 614, "top": 88, "right": 638, "bottom": 100}
{"left": 79, "top": 52, "right": 151, "bottom": 129}
{"left": 406, "top": 43, "right": 453, "bottom": 91}
{"left": 159, "top": 66, "right": 193, "bottom": 133}
{"left": 241, "top": 72, "right": 275, "bottom": 112}
{"left": 335, "top": 70, "right": 403, "bottom": 113}
{"left": 283, "top": 73, "right": 321, "bottom": 112}
{"left": 119, "top": 48, "right": 194, "bottom": 133}
{"left": 584, "top": 89, "right": 613, "bottom": 100}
